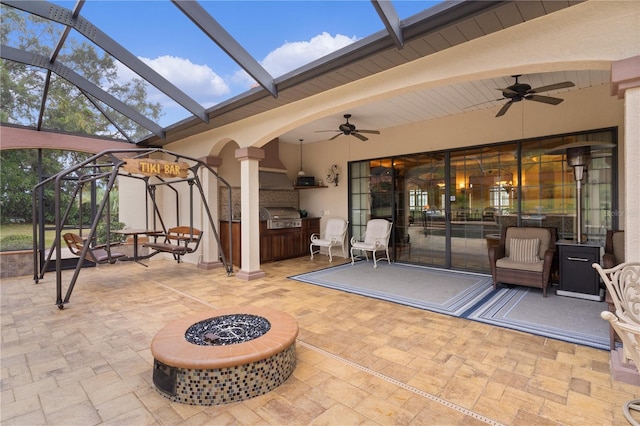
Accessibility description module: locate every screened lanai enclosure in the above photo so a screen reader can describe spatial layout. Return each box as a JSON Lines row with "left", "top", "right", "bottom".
{"left": 32, "top": 148, "right": 233, "bottom": 309}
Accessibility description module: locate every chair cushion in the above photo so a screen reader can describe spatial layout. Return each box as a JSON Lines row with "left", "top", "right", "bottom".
{"left": 92, "top": 249, "right": 126, "bottom": 263}
{"left": 351, "top": 242, "right": 376, "bottom": 250}
{"left": 509, "top": 238, "right": 540, "bottom": 263}
{"left": 496, "top": 257, "right": 545, "bottom": 272}
{"left": 505, "top": 227, "right": 551, "bottom": 259}
{"left": 311, "top": 238, "right": 340, "bottom": 247}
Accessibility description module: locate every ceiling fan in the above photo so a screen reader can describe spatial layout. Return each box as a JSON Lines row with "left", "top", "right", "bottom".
{"left": 494, "top": 75, "right": 575, "bottom": 117}
{"left": 316, "top": 114, "right": 380, "bottom": 141}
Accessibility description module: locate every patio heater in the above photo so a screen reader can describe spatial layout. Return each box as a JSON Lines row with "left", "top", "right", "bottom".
{"left": 546, "top": 142, "right": 615, "bottom": 243}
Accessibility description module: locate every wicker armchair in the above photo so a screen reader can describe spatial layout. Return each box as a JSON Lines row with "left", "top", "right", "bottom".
{"left": 488, "top": 226, "right": 557, "bottom": 297}
{"left": 603, "top": 230, "right": 625, "bottom": 269}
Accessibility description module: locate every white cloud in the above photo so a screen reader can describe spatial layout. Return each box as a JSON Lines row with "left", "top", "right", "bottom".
{"left": 112, "top": 33, "right": 357, "bottom": 126}
{"left": 263, "top": 32, "right": 357, "bottom": 76}
{"left": 233, "top": 32, "right": 358, "bottom": 89}
{"left": 139, "top": 55, "right": 230, "bottom": 106}
{"left": 115, "top": 55, "right": 229, "bottom": 109}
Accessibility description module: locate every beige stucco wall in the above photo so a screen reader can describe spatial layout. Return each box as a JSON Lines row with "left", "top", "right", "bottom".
{"left": 279, "top": 83, "right": 625, "bottom": 225}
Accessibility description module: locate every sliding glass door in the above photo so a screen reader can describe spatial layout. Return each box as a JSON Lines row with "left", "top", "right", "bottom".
{"left": 449, "top": 145, "right": 518, "bottom": 271}
{"left": 399, "top": 153, "right": 447, "bottom": 266}
{"left": 348, "top": 128, "right": 616, "bottom": 274}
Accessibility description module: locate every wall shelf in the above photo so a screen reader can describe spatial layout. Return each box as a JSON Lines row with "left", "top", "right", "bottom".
{"left": 294, "top": 185, "right": 328, "bottom": 189}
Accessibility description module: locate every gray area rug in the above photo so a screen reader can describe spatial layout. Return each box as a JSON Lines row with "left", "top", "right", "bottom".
{"left": 290, "top": 262, "right": 494, "bottom": 316}
{"left": 468, "top": 286, "right": 609, "bottom": 350}
{"left": 289, "top": 261, "right": 609, "bottom": 350}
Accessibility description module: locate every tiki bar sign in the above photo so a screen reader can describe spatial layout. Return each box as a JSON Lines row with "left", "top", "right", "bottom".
{"left": 123, "top": 158, "right": 190, "bottom": 178}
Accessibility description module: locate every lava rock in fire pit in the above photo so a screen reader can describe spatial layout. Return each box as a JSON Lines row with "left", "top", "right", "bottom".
{"left": 185, "top": 314, "right": 271, "bottom": 346}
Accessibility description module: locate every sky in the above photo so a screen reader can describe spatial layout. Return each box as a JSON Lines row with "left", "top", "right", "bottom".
{"left": 41, "top": 1, "right": 441, "bottom": 126}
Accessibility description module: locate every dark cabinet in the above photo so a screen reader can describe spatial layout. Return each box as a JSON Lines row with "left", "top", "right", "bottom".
{"left": 270, "top": 228, "right": 303, "bottom": 260}
{"left": 556, "top": 241, "right": 603, "bottom": 301}
{"left": 222, "top": 218, "right": 320, "bottom": 267}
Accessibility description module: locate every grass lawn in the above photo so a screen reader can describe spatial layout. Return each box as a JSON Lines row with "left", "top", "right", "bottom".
{"left": 0, "top": 223, "right": 79, "bottom": 251}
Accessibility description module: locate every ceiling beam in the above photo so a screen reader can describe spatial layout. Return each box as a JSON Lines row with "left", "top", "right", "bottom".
{"left": 370, "top": 0, "right": 403, "bottom": 49}
{"left": 1, "top": 45, "right": 165, "bottom": 139}
{"left": 2, "top": 0, "right": 208, "bottom": 123}
{"left": 37, "top": 1, "right": 86, "bottom": 131}
{"left": 81, "top": 89, "right": 136, "bottom": 143}
{"left": 171, "top": 0, "right": 277, "bottom": 98}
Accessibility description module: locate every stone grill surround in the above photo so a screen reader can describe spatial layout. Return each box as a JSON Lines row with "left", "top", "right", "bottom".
{"left": 150, "top": 306, "right": 298, "bottom": 405}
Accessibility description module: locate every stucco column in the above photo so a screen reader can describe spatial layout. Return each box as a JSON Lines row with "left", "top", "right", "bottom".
{"left": 611, "top": 56, "right": 640, "bottom": 262}
{"left": 197, "top": 156, "right": 224, "bottom": 269}
{"left": 235, "top": 147, "right": 266, "bottom": 280}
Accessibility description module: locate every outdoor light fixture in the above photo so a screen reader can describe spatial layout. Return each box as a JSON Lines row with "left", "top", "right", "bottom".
{"left": 326, "top": 164, "right": 340, "bottom": 186}
{"left": 546, "top": 141, "right": 615, "bottom": 243}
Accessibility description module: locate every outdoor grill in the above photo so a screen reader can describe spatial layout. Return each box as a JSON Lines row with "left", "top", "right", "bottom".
{"left": 260, "top": 207, "right": 302, "bottom": 229}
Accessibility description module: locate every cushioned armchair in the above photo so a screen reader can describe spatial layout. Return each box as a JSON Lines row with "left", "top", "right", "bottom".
{"left": 603, "top": 230, "right": 625, "bottom": 269}
{"left": 310, "top": 217, "right": 348, "bottom": 262}
{"left": 488, "top": 226, "right": 557, "bottom": 297}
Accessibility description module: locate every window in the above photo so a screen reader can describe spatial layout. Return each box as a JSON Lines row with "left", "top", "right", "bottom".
{"left": 348, "top": 128, "right": 616, "bottom": 273}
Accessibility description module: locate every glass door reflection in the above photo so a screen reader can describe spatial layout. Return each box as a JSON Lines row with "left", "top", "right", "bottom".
{"left": 449, "top": 145, "right": 517, "bottom": 272}
{"left": 399, "top": 153, "right": 447, "bottom": 266}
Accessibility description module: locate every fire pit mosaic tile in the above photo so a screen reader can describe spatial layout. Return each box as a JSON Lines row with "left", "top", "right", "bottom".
{"left": 150, "top": 306, "right": 298, "bottom": 406}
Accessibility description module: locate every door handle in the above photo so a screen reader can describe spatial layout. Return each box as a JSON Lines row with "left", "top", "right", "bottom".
{"left": 567, "top": 256, "right": 589, "bottom": 262}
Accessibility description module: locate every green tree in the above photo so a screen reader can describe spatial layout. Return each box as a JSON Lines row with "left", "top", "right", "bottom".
{"left": 0, "top": 149, "right": 93, "bottom": 224}
{"left": 1, "top": 4, "right": 163, "bottom": 224}
{"left": 1, "top": 4, "right": 163, "bottom": 140}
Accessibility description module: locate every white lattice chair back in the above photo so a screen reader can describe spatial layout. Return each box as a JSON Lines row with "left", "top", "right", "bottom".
{"left": 593, "top": 262, "right": 640, "bottom": 425}
{"left": 363, "top": 219, "right": 392, "bottom": 247}
{"left": 324, "top": 218, "right": 348, "bottom": 242}
{"left": 595, "top": 262, "right": 640, "bottom": 330}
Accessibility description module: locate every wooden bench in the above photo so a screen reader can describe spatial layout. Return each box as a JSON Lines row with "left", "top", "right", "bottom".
{"left": 144, "top": 226, "right": 201, "bottom": 262}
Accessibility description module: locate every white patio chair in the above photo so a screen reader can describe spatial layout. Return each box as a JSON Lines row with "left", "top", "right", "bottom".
{"left": 350, "top": 219, "right": 392, "bottom": 268}
{"left": 310, "top": 218, "right": 348, "bottom": 262}
{"left": 593, "top": 262, "right": 640, "bottom": 426}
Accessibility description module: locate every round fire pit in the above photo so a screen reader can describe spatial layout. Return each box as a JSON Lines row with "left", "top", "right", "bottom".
{"left": 150, "top": 306, "right": 298, "bottom": 405}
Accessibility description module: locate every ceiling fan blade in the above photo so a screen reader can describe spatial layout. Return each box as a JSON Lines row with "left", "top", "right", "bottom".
{"left": 356, "top": 129, "right": 380, "bottom": 135}
{"left": 465, "top": 97, "right": 506, "bottom": 109}
{"left": 352, "top": 133, "right": 368, "bottom": 141}
{"left": 526, "top": 94, "right": 564, "bottom": 105}
{"left": 495, "top": 100, "right": 513, "bottom": 117}
{"left": 529, "top": 81, "right": 575, "bottom": 94}
{"left": 328, "top": 133, "right": 342, "bottom": 141}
